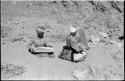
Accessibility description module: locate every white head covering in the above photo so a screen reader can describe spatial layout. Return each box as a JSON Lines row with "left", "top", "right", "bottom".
{"left": 36, "top": 27, "right": 44, "bottom": 33}
{"left": 70, "top": 25, "right": 77, "bottom": 33}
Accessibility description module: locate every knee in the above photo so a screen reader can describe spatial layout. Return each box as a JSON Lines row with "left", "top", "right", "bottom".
{"left": 46, "top": 47, "right": 54, "bottom": 52}
{"left": 50, "top": 48, "right": 54, "bottom": 52}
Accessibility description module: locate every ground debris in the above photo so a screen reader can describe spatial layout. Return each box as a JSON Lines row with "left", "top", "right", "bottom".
{"left": 72, "top": 65, "right": 105, "bottom": 80}
{"left": 72, "top": 65, "right": 123, "bottom": 80}
{"left": 1, "top": 63, "right": 26, "bottom": 80}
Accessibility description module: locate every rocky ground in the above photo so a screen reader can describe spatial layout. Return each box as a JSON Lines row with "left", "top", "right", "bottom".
{"left": 1, "top": 0, "right": 124, "bottom": 80}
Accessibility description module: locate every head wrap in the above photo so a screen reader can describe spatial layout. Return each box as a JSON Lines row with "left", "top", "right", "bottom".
{"left": 36, "top": 27, "right": 44, "bottom": 33}
{"left": 70, "top": 25, "right": 77, "bottom": 33}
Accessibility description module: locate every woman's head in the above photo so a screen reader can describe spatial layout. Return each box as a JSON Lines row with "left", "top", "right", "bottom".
{"left": 36, "top": 27, "right": 45, "bottom": 38}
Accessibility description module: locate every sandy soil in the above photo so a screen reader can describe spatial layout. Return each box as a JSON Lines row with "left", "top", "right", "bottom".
{"left": 1, "top": 1, "right": 124, "bottom": 80}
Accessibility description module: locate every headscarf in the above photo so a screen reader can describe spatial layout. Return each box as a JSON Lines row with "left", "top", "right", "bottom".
{"left": 70, "top": 25, "right": 77, "bottom": 33}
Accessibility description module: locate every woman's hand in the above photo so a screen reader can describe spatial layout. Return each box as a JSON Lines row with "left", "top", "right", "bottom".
{"left": 79, "top": 43, "right": 85, "bottom": 49}
{"left": 29, "top": 47, "right": 35, "bottom": 52}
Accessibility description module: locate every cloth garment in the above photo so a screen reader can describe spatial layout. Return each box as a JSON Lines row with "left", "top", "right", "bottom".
{"left": 73, "top": 51, "right": 87, "bottom": 62}
{"left": 59, "top": 46, "right": 73, "bottom": 61}
{"left": 66, "top": 35, "right": 84, "bottom": 53}
{"left": 33, "top": 47, "right": 54, "bottom": 53}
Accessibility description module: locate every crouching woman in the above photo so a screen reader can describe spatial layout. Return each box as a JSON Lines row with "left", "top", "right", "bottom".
{"left": 59, "top": 26, "right": 88, "bottom": 62}
{"left": 27, "top": 27, "right": 54, "bottom": 58}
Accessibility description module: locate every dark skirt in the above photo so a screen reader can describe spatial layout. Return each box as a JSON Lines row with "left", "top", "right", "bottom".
{"left": 59, "top": 46, "right": 78, "bottom": 62}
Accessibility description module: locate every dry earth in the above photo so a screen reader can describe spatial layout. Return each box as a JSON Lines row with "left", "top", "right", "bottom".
{"left": 1, "top": 0, "right": 124, "bottom": 80}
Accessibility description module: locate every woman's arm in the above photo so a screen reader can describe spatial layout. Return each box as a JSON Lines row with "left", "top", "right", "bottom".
{"left": 44, "top": 40, "right": 53, "bottom": 47}
{"left": 27, "top": 39, "right": 34, "bottom": 49}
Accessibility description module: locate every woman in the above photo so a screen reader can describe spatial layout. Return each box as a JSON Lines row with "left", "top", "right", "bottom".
{"left": 27, "top": 27, "right": 54, "bottom": 58}
{"left": 59, "top": 26, "right": 87, "bottom": 62}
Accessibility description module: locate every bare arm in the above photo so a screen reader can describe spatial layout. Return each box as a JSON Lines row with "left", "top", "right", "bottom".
{"left": 27, "top": 39, "right": 34, "bottom": 49}
{"left": 44, "top": 40, "right": 53, "bottom": 47}
{"left": 66, "top": 36, "right": 71, "bottom": 47}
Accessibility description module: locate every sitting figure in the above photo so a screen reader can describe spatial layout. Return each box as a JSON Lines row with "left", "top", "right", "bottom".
{"left": 59, "top": 26, "right": 89, "bottom": 62}
{"left": 27, "top": 27, "right": 54, "bottom": 58}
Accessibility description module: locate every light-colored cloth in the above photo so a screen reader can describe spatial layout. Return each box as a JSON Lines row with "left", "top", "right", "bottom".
{"left": 33, "top": 47, "right": 54, "bottom": 53}
{"left": 66, "top": 28, "right": 89, "bottom": 52}
{"left": 74, "top": 52, "right": 87, "bottom": 61}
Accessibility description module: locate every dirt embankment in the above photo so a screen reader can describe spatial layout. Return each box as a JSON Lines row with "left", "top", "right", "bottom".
{"left": 1, "top": 1, "right": 124, "bottom": 80}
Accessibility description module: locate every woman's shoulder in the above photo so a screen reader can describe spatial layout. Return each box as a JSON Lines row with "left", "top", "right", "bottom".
{"left": 29, "top": 37, "right": 39, "bottom": 42}
{"left": 66, "top": 35, "right": 72, "bottom": 39}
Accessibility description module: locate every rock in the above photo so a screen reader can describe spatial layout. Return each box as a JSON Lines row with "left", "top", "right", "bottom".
{"left": 110, "top": 40, "right": 117, "bottom": 44}
{"left": 109, "top": 40, "right": 123, "bottom": 48}
{"left": 90, "top": 35, "right": 100, "bottom": 44}
{"left": 88, "top": 1, "right": 107, "bottom": 13}
{"left": 72, "top": 69, "right": 89, "bottom": 80}
{"left": 118, "top": 36, "right": 124, "bottom": 41}
{"left": 99, "top": 32, "right": 108, "bottom": 38}
{"left": 116, "top": 43, "right": 123, "bottom": 48}
{"left": 72, "top": 65, "right": 101, "bottom": 80}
